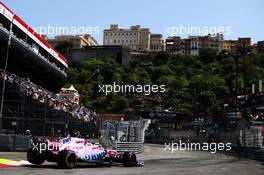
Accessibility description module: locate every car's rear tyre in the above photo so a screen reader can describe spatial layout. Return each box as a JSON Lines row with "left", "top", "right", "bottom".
{"left": 122, "top": 152, "right": 137, "bottom": 167}
{"left": 27, "top": 148, "right": 45, "bottom": 165}
{"left": 57, "top": 150, "right": 77, "bottom": 169}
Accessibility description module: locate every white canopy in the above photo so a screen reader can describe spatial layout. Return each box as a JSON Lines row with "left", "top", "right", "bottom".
{"left": 61, "top": 85, "right": 78, "bottom": 93}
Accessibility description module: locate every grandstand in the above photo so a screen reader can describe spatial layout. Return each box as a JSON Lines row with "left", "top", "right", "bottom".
{"left": 0, "top": 2, "right": 67, "bottom": 91}
{"left": 0, "top": 2, "right": 96, "bottom": 136}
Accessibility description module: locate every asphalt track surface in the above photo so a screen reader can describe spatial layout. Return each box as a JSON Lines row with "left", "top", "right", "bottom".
{"left": 0, "top": 144, "right": 263, "bottom": 175}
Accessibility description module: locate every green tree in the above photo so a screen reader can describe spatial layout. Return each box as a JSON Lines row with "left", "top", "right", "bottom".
{"left": 199, "top": 48, "right": 217, "bottom": 64}
{"left": 197, "top": 91, "right": 217, "bottom": 110}
{"left": 153, "top": 51, "right": 169, "bottom": 65}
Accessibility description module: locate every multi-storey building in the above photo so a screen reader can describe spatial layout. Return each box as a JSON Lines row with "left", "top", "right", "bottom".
{"left": 238, "top": 37, "right": 251, "bottom": 48}
{"left": 165, "top": 37, "right": 191, "bottom": 55}
{"left": 166, "top": 33, "right": 224, "bottom": 56}
{"left": 189, "top": 36, "right": 200, "bottom": 56}
{"left": 183, "top": 39, "right": 191, "bottom": 55}
{"left": 209, "top": 33, "right": 224, "bottom": 53}
{"left": 199, "top": 35, "right": 210, "bottom": 49}
{"left": 45, "top": 34, "right": 98, "bottom": 50}
{"left": 150, "top": 34, "right": 164, "bottom": 52}
{"left": 257, "top": 41, "right": 264, "bottom": 53}
{"left": 165, "top": 36, "right": 182, "bottom": 54}
{"left": 223, "top": 40, "right": 231, "bottom": 51}
{"left": 223, "top": 37, "right": 252, "bottom": 53}
{"left": 103, "top": 24, "right": 151, "bottom": 51}
{"left": 251, "top": 44, "right": 258, "bottom": 54}
{"left": 165, "top": 33, "right": 258, "bottom": 56}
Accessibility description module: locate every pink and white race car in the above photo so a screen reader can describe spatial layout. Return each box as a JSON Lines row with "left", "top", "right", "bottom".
{"left": 27, "top": 136, "right": 142, "bottom": 168}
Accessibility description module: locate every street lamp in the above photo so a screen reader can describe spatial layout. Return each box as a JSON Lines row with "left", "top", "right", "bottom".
{"left": 232, "top": 50, "right": 251, "bottom": 129}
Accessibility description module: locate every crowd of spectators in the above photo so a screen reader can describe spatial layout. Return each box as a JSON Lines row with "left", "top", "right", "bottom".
{"left": 0, "top": 69, "right": 96, "bottom": 122}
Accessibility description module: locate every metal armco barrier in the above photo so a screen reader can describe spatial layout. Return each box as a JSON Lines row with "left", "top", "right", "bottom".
{"left": 229, "top": 146, "right": 264, "bottom": 161}
{"left": 216, "top": 126, "right": 264, "bottom": 161}
{"left": 116, "top": 142, "right": 144, "bottom": 154}
{"left": 0, "top": 134, "right": 31, "bottom": 151}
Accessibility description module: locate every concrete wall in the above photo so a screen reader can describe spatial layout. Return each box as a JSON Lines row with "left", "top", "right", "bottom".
{"left": 65, "top": 46, "right": 131, "bottom": 67}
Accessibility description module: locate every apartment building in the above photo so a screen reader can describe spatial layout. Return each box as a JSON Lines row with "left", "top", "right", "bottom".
{"left": 150, "top": 34, "right": 164, "bottom": 52}
{"left": 165, "top": 36, "right": 182, "bottom": 54}
{"left": 209, "top": 33, "right": 224, "bottom": 52}
{"left": 238, "top": 37, "right": 251, "bottom": 48}
{"left": 223, "top": 37, "right": 252, "bottom": 53}
{"left": 104, "top": 24, "right": 151, "bottom": 51}
{"left": 189, "top": 36, "right": 200, "bottom": 56}
{"left": 257, "top": 41, "right": 264, "bottom": 53}
{"left": 166, "top": 33, "right": 224, "bottom": 56}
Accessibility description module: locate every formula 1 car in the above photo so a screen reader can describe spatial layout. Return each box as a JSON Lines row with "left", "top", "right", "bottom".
{"left": 27, "top": 136, "right": 141, "bottom": 169}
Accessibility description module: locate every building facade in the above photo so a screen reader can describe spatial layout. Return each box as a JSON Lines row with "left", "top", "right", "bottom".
{"left": 257, "top": 41, "right": 264, "bottom": 53}
{"left": 183, "top": 39, "right": 191, "bottom": 55}
{"left": 65, "top": 45, "right": 131, "bottom": 67}
{"left": 223, "top": 40, "right": 237, "bottom": 52}
{"left": 45, "top": 34, "right": 98, "bottom": 50}
{"left": 165, "top": 33, "right": 224, "bottom": 56}
{"left": 209, "top": 33, "right": 224, "bottom": 53}
{"left": 223, "top": 37, "right": 252, "bottom": 54}
{"left": 165, "top": 36, "right": 182, "bottom": 54}
{"left": 238, "top": 37, "right": 252, "bottom": 48}
{"left": 101, "top": 25, "right": 261, "bottom": 56}
{"left": 150, "top": 34, "right": 164, "bottom": 52}
{"left": 190, "top": 36, "right": 200, "bottom": 56}
{"left": 104, "top": 24, "right": 151, "bottom": 51}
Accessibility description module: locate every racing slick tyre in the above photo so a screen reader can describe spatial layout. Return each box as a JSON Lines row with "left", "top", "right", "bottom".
{"left": 57, "top": 150, "right": 77, "bottom": 169}
{"left": 104, "top": 157, "right": 113, "bottom": 167}
{"left": 122, "top": 152, "right": 137, "bottom": 167}
{"left": 27, "top": 148, "right": 45, "bottom": 165}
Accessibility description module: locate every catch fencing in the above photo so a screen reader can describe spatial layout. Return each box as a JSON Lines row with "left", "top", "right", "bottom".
{"left": 98, "top": 119, "right": 150, "bottom": 153}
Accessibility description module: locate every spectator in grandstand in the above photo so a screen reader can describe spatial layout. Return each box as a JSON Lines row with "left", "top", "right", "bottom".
{"left": 24, "top": 129, "right": 32, "bottom": 136}
{"left": 0, "top": 69, "right": 96, "bottom": 122}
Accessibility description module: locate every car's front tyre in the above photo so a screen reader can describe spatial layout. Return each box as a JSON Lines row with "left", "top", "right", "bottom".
{"left": 122, "top": 152, "right": 137, "bottom": 167}
{"left": 104, "top": 157, "right": 113, "bottom": 167}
